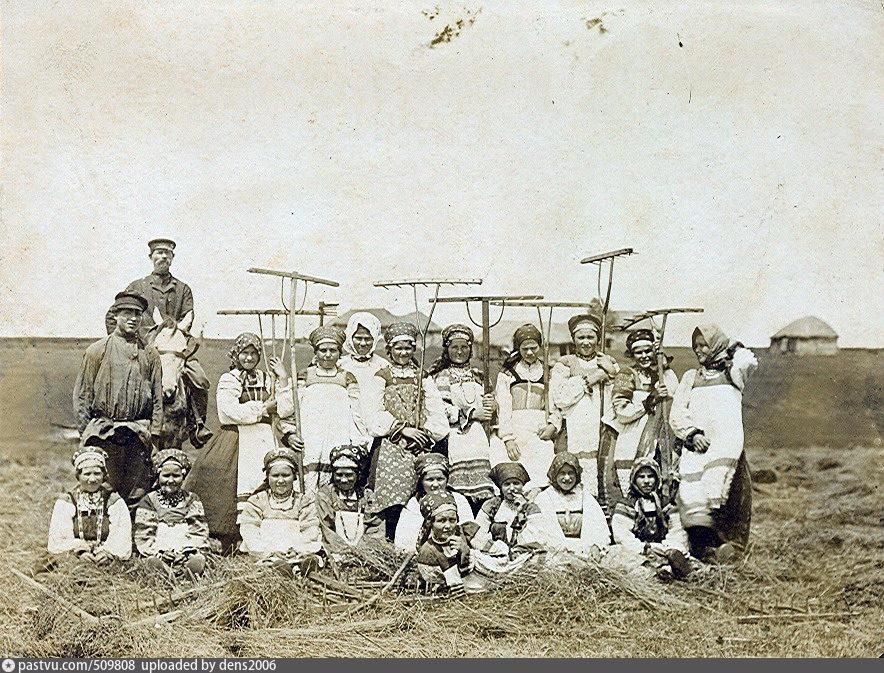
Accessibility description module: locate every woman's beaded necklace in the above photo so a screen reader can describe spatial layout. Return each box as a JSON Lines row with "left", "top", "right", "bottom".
{"left": 157, "top": 488, "right": 186, "bottom": 508}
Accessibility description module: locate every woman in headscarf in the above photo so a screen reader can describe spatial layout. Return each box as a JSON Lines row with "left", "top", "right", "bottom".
{"left": 415, "top": 491, "right": 474, "bottom": 596}
{"left": 669, "top": 324, "right": 758, "bottom": 563}
{"left": 533, "top": 451, "right": 610, "bottom": 558}
{"left": 600, "top": 329, "right": 681, "bottom": 507}
{"left": 238, "top": 447, "right": 324, "bottom": 576}
{"left": 489, "top": 324, "right": 561, "bottom": 489}
{"left": 134, "top": 449, "right": 210, "bottom": 577}
{"left": 394, "top": 452, "right": 476, "bottom": 552}
{"left": 299, "top": 325, "right": 365, "bottom": 492}
{"left": 429, "top": 324, "right": 496, "bottom": 507}
{"left": 185, "top": 333, "right": 298, "bottom": 552}
{"left": 550, "top": 314, "right": 620, "bottom": 498}
{"left": 340, "top": 312, "right": 389, "bottom": 421}
{"left": 315, "top": 444, "right": 384, "bottom": 559}
{"left": 364, "top": 322, "right": 450, "bottom": 537}
{"left": 46, "top": 447, "right": 132, "bottom": 566}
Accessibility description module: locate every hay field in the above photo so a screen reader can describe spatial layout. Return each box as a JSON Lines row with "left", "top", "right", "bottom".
{"left": 0, "top": 438, "right": 880, "bottom": 657}
{"left": 0, "top": 341, "right": 881, "bottom": 657}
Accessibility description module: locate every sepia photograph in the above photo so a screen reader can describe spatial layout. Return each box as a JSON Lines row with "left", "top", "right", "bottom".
{"left": 0, "top": 0, "right": 881, "bottom": 660}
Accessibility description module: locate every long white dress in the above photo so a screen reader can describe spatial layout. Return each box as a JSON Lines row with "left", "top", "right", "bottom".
{"left": 490, "top": 361, "right": 559, "bottom": 489}
{"left": 216, "top": 370, "right": 295, "bottom": 504}
{"left": 433, "top": 366, "right": 495, "bottom": 501}
{"left": 341, "top": 353, "right": 388, "bottom": 433}
{"left": 550, "top": 355, "right": 619, "bottom": 497}
{"left": 669, "top": 347, "right": 758, "bottom": 530}
{"left": 298, "top": 365, "right": 364, "bottom": 494}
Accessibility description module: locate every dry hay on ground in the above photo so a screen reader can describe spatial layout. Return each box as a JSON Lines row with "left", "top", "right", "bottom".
{"left": 0, "top": 444, "right": 881, "bottom": 657}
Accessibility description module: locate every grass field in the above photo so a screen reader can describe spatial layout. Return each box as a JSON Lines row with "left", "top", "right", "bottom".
{"left": 0, "top": 341, "right": 881, "bottom": 657}
{"left": 0, "top": 440, "right": 880, "bottom": 657}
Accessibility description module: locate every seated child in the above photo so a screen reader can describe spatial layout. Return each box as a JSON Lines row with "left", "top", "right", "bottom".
{"left": 533, "top": 452, "right": 611, "bottom": 558}
{"left": 134, "top": 449, "right": 210, "bottom": 577}
{"left": 239, "top": 447, "right": 324, "bottom": 575}
{"left": 395, "top": 452, "right": 477, "bottom": 552}
{"left": 470, "top": 462, "right": 564, "bottom": 579}
{"left": 415, "top": 492, "right": 473, "bottom": 597}
{"left": 610, "top": 457, "right": 692, "bottom": 580}
{"left": 46, "top": 447, "right": 132, "bottom": 566}
{"left": 315, "top": 444, "right": 384, "bottom": 558}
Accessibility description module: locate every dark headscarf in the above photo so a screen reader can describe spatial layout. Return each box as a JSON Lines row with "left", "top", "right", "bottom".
{"left": 625, "top": 329, "right": 655, "bottom": 355}
{"left": 628, "top": 457, "right": 667, "bottom": 543}
{"left": 546, "top": 451, "right": 582, "bottom": 492}
{"left": 502, "top": 324, "right": 542, "bottom": 372}
{"left": 417, "top": 491, "right": 459, "bottom": 547}
{"left": 489, "top": 462, "right": 530, "bottom": 489}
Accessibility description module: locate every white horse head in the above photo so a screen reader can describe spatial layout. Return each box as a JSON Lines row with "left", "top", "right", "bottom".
{"left": 150, "top": 310, "right": 195, "bottom": 399}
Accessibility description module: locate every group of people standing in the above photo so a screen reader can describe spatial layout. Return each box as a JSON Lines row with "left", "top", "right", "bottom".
{"left": 52, "top": 238, "right": 758, "bottom": 592}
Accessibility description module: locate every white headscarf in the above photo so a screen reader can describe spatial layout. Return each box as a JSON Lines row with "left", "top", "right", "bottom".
{"left": 344, "top": 312, "right": 382, "bottom": 358}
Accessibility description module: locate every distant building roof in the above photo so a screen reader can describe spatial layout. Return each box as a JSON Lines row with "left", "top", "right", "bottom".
{"left": 771, "top": 316, "right": 838, "bottom": 339}
{"left": 332, "top": 308, "right": 442, "bottom": 334}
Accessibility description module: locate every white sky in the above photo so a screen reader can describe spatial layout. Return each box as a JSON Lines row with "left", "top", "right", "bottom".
{"left": 1, "top": 0, "right": 881, "bottom": 347}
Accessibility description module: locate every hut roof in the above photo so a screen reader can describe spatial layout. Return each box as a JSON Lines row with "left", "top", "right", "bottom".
{"left": 771, "top": 316, "right": 838, "bottom": 339}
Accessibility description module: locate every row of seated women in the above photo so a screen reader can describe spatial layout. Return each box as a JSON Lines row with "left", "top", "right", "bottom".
{"left": 46, "top": 439, "right": 689, "bottom": 591}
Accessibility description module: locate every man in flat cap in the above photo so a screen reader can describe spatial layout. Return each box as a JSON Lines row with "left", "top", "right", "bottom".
{"left": 75, "top": 292, "right": 164, "bottom": 508}
{"left": 106, "top": 238, "right": 212, "bottom": 447}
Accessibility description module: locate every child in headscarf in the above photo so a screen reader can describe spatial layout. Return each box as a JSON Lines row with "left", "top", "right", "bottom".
{"left": 239, "top": 448, "right": 324, "bottom": 576}
{"left": 364, "top": 322, "right": 450, "bottom": 537}
{"left": 533, "top": 452, "right": 611, "bottom": 558}
{"left": 471, "top": 462, "right": 564, "bottom": 578}
{"left": 45, "top": 447, "right": 132, "bottom": 567}
{"left": 394, "top": 452, "right": 477, "bottom": 552}
{"left": 490, "top": 324, "right": 561, "bottom": 489}
{"left": 134, "top": 449, "right": 210, "bottom": 577}
{"left": 610, "top": 457, "right": 692, "bottom": 580}
{"left": 299, "top": 325, "right": 365, "bottom": 492}
{"left": 415, "top": 491, "right": 473, "bottom": 596}
{"left": 315, "top": 444, "right": 384, "bottom": 558}
{"left": 185, "top": 332, "right": 298, "bottom": 552}
{"left": 669, "top": 324, "right": 758, "bottom": 563}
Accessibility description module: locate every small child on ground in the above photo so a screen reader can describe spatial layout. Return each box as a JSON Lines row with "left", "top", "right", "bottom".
{"left": 134, "top": 449, "right": 210, "bottom": 578}
{"left": 610, "top": 457, "right": 692, "bottom": 580}
{"left": 415, "top": 491, "right": 473, "bottom": 597}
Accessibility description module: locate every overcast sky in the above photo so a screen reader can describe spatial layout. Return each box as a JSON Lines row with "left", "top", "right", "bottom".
{"left": 1, "top": 0, "right": 881, "bottom": 347}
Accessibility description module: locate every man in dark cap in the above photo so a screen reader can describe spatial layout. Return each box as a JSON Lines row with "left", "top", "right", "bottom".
{"left": 106, "top": 238, "right": 212, "bottom": 447}
{"left": 74, "top": 292, "right": 164, "bottom": 507}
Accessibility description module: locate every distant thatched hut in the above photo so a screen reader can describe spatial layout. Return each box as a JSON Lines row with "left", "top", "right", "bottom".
{"left": 770, "top": 316, "right": 838, "bottom": 355}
